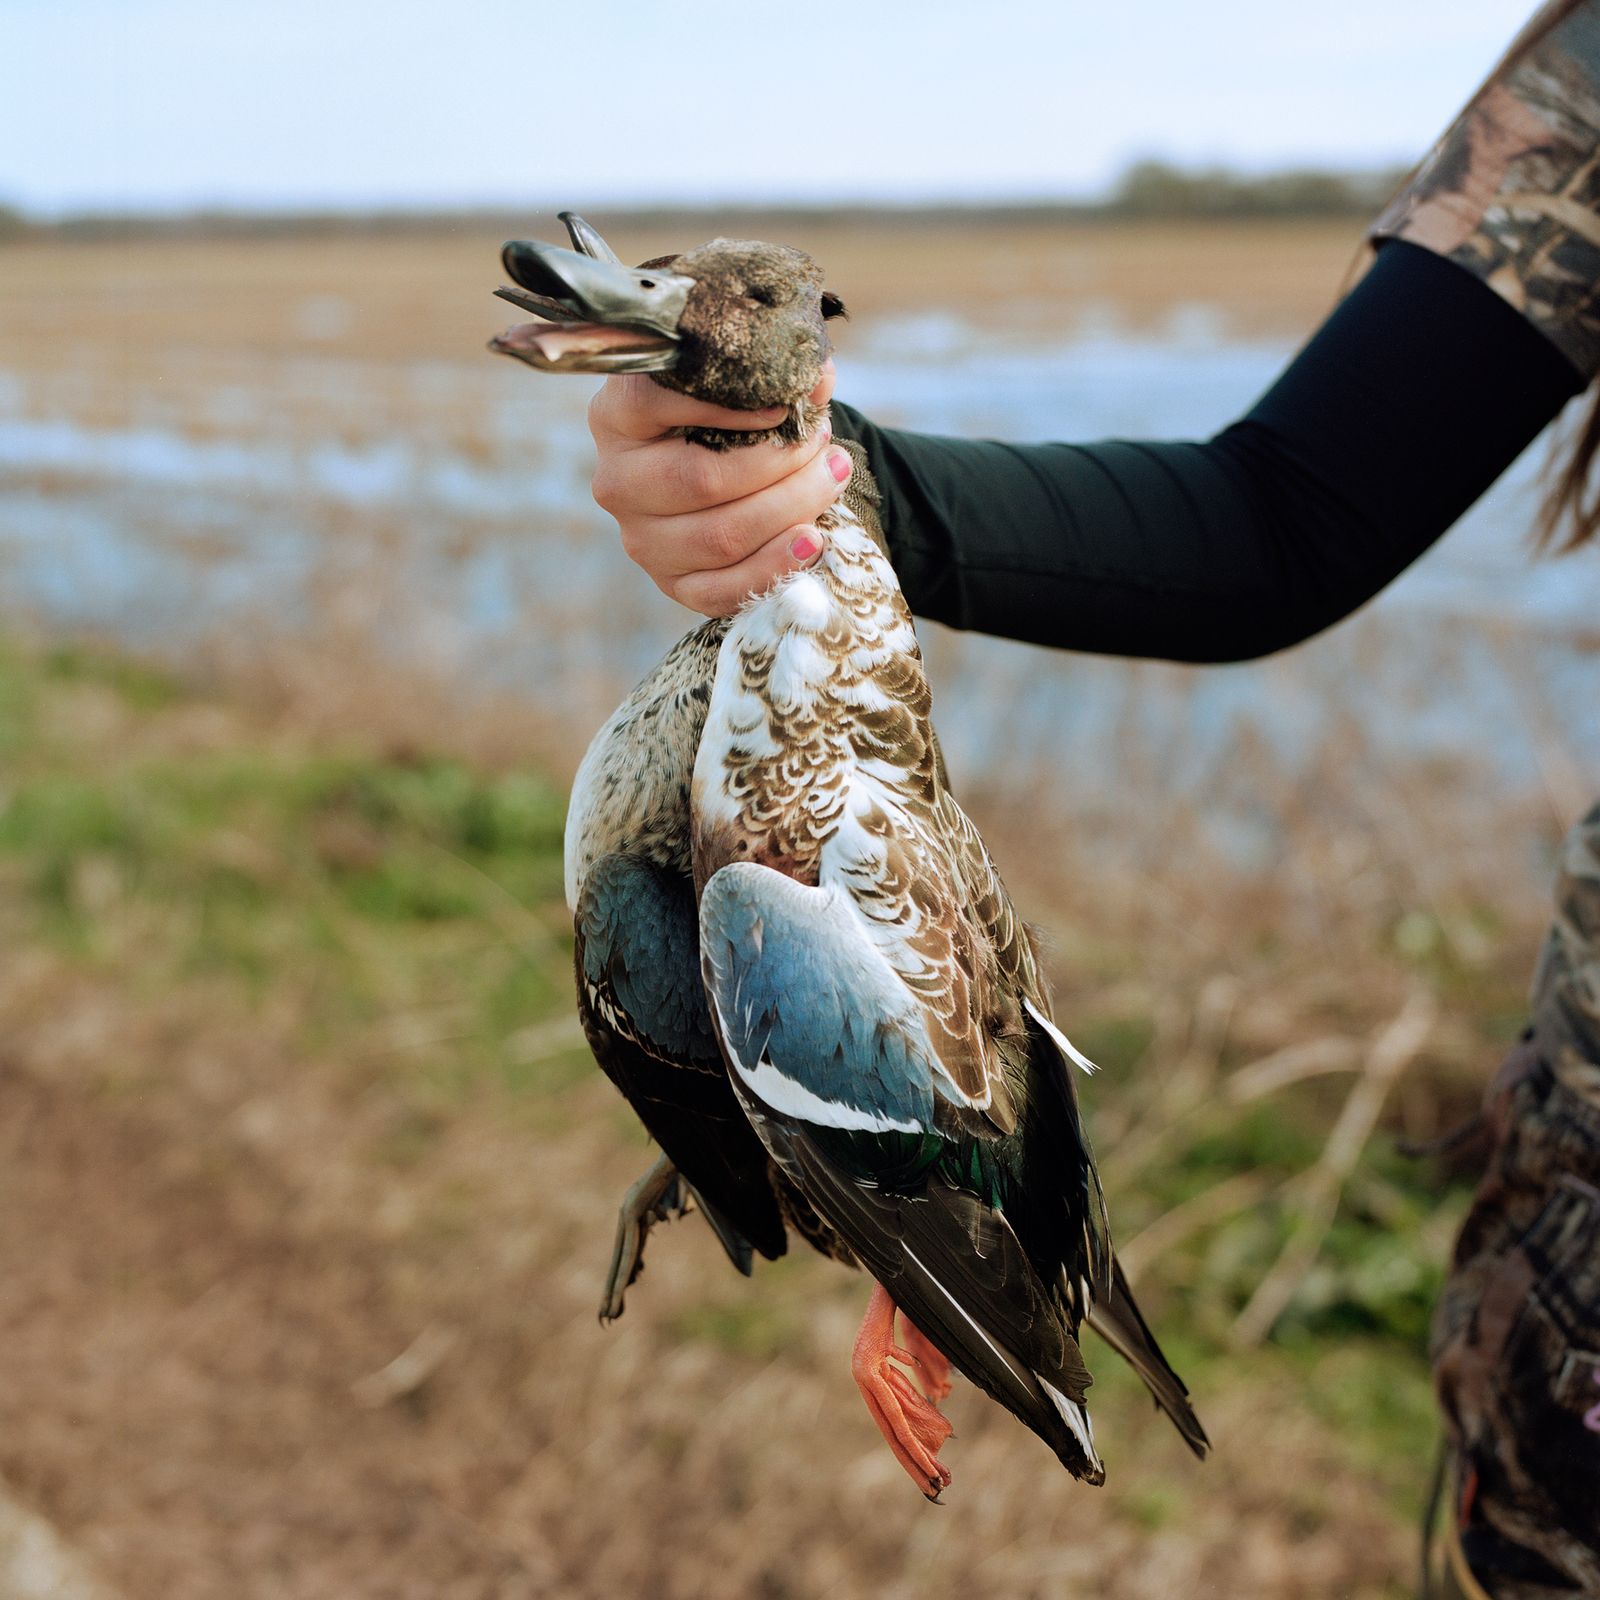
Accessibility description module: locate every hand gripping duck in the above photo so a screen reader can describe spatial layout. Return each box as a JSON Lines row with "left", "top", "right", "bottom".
{"left": 491, "top": 215, "right": 1209, "bottom": 1498}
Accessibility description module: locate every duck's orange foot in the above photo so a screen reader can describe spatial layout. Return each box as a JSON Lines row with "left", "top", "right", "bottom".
{"left": 901, "top": 1315, "right": 953, "bottom": 1402}
{"left": 851, "top": 1283, "right": 954, "bottom": 1499}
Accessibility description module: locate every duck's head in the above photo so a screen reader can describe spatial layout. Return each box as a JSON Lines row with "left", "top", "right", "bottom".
{"left": 489, "top": 213, "right": 845, "bottom": 425}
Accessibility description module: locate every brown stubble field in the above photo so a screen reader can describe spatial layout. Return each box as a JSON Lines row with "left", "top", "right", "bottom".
{"left": 0, "top": 217, "right": 1580, "bottom": 1598}
{"left": 1, "top": 215, "right": 1363, "bottom": 371}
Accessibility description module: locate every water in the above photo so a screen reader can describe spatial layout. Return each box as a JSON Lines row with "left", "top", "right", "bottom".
{"left": 2, "top": 324, "right": 1596, "bottom": 856}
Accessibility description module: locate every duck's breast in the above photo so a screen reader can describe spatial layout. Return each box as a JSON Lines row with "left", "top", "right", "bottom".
{"left": 690, "top": 512, "right": 934, "bottom": 905}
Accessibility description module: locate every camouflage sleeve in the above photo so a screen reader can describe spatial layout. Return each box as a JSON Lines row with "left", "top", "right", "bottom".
{"left": 1372, "top": 0, "right": 1600, "bottom": 379}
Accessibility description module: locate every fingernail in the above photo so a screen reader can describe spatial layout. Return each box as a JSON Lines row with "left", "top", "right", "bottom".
{"left": 819, "top": 419, "right": 832, "bottom": 442}
{"left": 789, "top": 532, "right": 821, "bottom": 563}
{"left": 827, "top": 449, "right": 851, "bottom": 484}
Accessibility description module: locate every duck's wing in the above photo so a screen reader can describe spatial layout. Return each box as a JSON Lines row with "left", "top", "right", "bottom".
{"left": 937, "top": 786, "right": 1041, "bottom": 999}
{"left": 820, "top": 794, "right": 1024, "bottom": 1132}
{"left": 576, "top": 852, "right": 788, "bottom": 1265}
{"left": 940, "top": 797, "right": 1210, "bottom": 1459}
{"left": 1014, "top": 991, "right": 1211, "bottom": 1459}
{"left": 698, "top": 860, "right": 1107, "bottom": 1481}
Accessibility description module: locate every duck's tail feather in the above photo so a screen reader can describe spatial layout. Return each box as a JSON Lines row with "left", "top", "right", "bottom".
{"left": 780, "top": 1131, "right": 1107, "bottom": 1484}
{"left": 687, "top": 1184, "right": 755, "bottom": 1276}
{"left": 1086, "top": 1257, "right": 1210, "bottom": 1459}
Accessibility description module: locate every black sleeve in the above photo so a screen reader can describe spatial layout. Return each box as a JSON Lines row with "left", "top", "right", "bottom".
{"left": 829, "top": 240, "right": 1583, "bottom": 664}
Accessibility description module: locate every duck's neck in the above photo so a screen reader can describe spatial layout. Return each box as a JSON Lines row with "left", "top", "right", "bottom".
{"left": 817, "top": 436, "right": 889, "bottom": 560}
{"left": 672, "top": 403, "right": 891, "bottom": 565}
{"left": 673, "top": 395, "right": 830, "bottom": 456}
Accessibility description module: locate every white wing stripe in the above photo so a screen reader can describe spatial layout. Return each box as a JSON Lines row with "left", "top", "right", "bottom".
{"left": 709, "top": 991, "right": 923, "bottom": 1135}
{"left": 900, "top": 1242, "right": 1035, "bottom": 1393}
{"left": 1039, "top": 1377, "right": 1101, "bottom": 1465}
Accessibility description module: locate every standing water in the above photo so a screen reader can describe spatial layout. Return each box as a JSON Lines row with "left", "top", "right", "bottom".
{"left": 1, "top": 312, "right": 1595, "bottom": 870}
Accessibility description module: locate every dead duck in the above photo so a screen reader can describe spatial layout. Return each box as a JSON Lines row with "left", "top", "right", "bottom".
{"left": 492, "top": 214, "right": 1209, "bottom": 1495}
{"left": 501, "top": 217, "right": 846, "bottom": 1320}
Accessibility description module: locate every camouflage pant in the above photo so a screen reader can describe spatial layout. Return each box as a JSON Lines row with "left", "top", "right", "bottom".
{"left": 1429, "top": 803, "right": 1600, "bottom": 1598}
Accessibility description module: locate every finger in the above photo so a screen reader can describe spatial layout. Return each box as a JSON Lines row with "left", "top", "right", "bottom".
{"left": 589, "top": 373, "right": 789, "bottom": 444}
{"left": 596, "top": 418, "right": 833, "bottom": 520}
{"left": 652, "top": 441, "right": 852, "bottom": 576}
{"left": 671, "top": 523, "right": 827, "bottom": 617}
{"left": 809, "top": 357, "right": 837, "bottom": 407}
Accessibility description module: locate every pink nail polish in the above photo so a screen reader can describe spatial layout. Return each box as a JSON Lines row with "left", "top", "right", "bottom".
{"left": 827, "top": 450, "right": 851, "bottom": 484}
{"left": 789, "top": 533, "right": 820, "bottom": 563}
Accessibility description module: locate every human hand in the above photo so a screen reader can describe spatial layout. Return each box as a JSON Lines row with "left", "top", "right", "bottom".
{"left": 587, "top": 360, "right": 850, "bottom": 615}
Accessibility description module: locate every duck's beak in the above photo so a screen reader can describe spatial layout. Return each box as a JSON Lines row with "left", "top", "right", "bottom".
{"left": 489, "top": 239, "right": 692, "bottom": 374}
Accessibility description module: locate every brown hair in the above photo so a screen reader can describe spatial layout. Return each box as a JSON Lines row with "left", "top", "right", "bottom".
{"left": 1538, "top": 386, "right": 1600, "bottom": 552}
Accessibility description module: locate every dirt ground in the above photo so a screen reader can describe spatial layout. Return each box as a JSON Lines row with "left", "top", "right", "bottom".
{"left": 0, "top": 985, "right": 1417, "bottom": 1600}
{"left": 0, "top": 216, "right": 1364, "bottom": 388}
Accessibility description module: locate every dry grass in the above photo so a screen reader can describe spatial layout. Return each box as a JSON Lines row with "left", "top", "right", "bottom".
{"left": 0, "top": 640, "right": 1555, "bottom": 1600}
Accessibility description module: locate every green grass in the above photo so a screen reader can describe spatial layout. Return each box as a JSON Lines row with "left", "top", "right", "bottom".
{"left": 0, "top": 639, "right": 583, "bottom": 1106}
{"left": 668, "top": 1296, "right": 807, "bottom": 1363}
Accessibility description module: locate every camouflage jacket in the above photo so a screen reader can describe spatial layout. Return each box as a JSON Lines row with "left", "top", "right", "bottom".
{"left": 1373, "top": 0, "right": 1600, "bottom": 379}
{"left": 1429, "top": 807, "right": 1600, "bottom": 1598}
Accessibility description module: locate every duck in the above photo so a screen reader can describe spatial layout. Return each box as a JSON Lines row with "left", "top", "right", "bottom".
{"left": 496, "top": 216, "right": 848, "bottom": 1322}
{"left": 491, "top": 214, "right": 1209, "bottom": 1495}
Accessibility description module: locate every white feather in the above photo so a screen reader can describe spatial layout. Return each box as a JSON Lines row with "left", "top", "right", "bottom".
{"left": 1024, "top": 996, "right": 1100, "bottom": 1076}
{"left": 1039, "top": 1377, "right": 1102, "bottom": 1466}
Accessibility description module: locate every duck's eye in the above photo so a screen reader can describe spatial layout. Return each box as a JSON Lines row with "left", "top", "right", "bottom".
{"left": 746, "top": 285, "right": 778, "bottom": 307}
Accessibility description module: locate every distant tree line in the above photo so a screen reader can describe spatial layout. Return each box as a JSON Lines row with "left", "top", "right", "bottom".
{"left": 1105, "top": 159, "right": 1411, "bottom": 218}
{"left": 0, "top": 160, "right": 1416, "bottom": 243}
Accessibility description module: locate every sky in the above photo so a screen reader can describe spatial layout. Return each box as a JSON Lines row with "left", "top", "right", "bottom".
{"left": 1, "top": 0, "right": 1541, "bottom": 214}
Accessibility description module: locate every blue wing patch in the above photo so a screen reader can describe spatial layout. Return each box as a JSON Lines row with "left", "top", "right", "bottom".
{"left": 577, "top": 854, "right": 719, "bottom": 1063}
{"left": 698, "top": 862, "right": 940, "bottom": 1134}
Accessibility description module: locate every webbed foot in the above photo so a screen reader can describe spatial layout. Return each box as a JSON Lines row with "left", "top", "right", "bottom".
{"left": 851, "top": 1283, "right": 954, "bottom": 1500}
{"left": 900, "top": 1314, "right": 954, "bottom": 1403}
{"left": 599, "top": 1152, "right": 686, "bottom": 1323}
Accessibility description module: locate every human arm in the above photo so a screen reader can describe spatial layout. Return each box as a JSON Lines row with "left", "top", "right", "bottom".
{"left": 829, "top": 240, "right": 1581, "bottom": 662}
{"left": 588, "top": 242, "right": 1580, "bottom": 654}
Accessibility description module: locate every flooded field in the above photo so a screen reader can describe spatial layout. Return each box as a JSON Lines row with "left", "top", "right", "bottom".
{"left": 1, "top": 218, "right": 1596, "bottom": 1598}
{"left": 3, "top": 220, "right": 1596, "bottom": 873}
